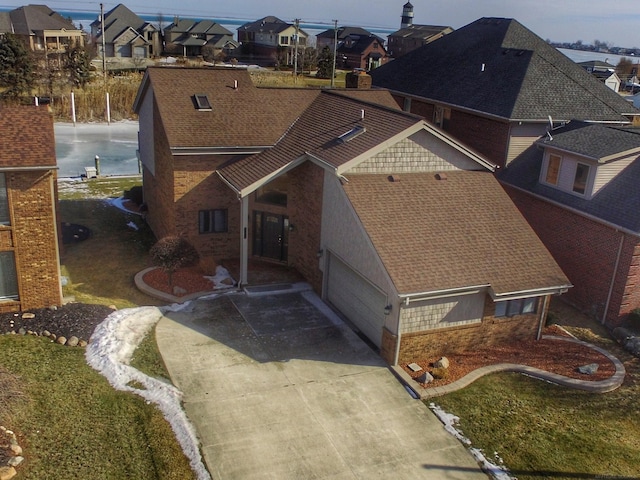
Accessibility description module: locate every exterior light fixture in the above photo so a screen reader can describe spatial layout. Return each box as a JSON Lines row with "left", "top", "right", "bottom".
{"left": 384, "top": 304, "right": 392, "bottom": 315}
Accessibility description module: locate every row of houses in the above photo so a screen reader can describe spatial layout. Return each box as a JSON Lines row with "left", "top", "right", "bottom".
{"left": 0, "top": 3, "right": 455, "bottom": 70}
{"left": 4, "top": 12, "right": 640, "bottom": 368}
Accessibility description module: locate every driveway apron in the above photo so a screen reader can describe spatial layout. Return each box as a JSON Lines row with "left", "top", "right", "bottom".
{"left": 156, "top": 290, "right": 487, "bottom": 479}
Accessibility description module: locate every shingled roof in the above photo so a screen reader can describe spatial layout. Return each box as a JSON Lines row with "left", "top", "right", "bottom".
{"left": 499, "top": 122, "right": 640, "bottom": 233}
{"left": 371, "top": 17, "right": 639, "bottom": 122}
{"left": 0, "top": 106, "right": 57, "bottom": 169}
{"left": 133, "top": 67, "right": 321, "bottom": 150}
{"left": 6, "top": 5, "right": 77, "bottom": 34}
{"left": 217, "top": 90, "right": 422, "bottom": 194}
{"left": 343, "top": 171, "right": 570, "bottom": 296}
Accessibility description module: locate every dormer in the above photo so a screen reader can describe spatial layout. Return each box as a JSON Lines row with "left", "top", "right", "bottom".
{"left": 537, "top": 121, "right": 640, "bottom": 200}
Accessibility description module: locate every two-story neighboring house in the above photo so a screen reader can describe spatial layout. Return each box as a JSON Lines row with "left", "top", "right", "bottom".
{"left": 371, "top": 17, "right": 640, "bottom": 168}
{"left": 316, "top": 26, "right": 388, "bottom": 70}
{"left": 0, "top": 5, "right": 84, "bottom": 53}
{"left": 90, "top": 3, "right": 161, "bottom": 58}
{"left": 163, "top": 18, "right": 237, "bottom": 58}
{"left": 133, "top": 67, "right": 570, "bottom": 365}
{"left": 237, "top": 16, "right": 308, "bottom": 66}
{"left": 500, "top": 121, "right": 640, "bottom": 327}
{"left": 0, "top": 106, "right": 62, "bottom": 313}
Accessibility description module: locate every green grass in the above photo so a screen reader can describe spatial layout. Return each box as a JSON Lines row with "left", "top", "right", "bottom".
{"left": 433, "top": 305, "right": 640, "bottom": 479}
{"left": 58, "top": 177, "right": 161, "bottom": 309}
{"left": 0, "top": 176, "right": 198, "bottom": 479}
{"left": 58, "top": 176, "right": 143, "bottom": 200}
{"left": 0, "top": 335, "right": 196, "bottom": 480}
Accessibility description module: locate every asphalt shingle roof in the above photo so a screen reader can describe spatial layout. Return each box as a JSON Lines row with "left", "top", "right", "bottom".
{"left": 217, "top": 90, "right": 420, "bottom": 192}
{"left": 371, "top": 17, "right": 639, "bottom": 122}
{"left": 343, "top": 171, "right": 570, "bottom": 295}
{"left": 137, "top": 67, "right": 321, "bottom": 149}
{"left": 499, "top": 122, "right": 640, "bottom": 233}
{"left": 0, "top": 106, "right": 56, "bottom": 168}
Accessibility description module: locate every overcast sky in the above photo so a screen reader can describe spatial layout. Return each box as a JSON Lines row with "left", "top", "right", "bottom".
{"left": 3, "top": 0, "right": 640, "bottom": 48}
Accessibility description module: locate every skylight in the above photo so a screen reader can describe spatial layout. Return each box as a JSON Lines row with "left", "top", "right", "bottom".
{"left": 194, "top": 94, "right": 212, "bottom": 111}
{"left": 337, "top": 125, "right": 366, "bottom": 143}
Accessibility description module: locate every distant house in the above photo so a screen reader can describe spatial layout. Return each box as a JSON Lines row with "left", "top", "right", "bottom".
{"left": 0, "top": 5, "right": 84, "bottom": 53}
{"left": 577, "top": 60, "right": 621, "bottom": 91}
{"left": 335, "top": 33, "right": 388, "bottom": 71}
{"left": 316, "top": 26, "right": 377, "bottom": 50}
{"left": 90, "top": 3, "right": 161, "bottom": 58}
{"left": 386, "top": 1, "right": 452, "bottom": 58}
{"left": 500, "top": 121, "right": 640, "bottom": 327}
{"left": 163, "top": 18, "right": 237, "bottom": 58}
{"left": 0, "top": 106, "right": 62, "bottom": 313}
{"left": 371, "top": 17, "right": 640, "bottom": 167}
{"left": 237, "top": 16, "right": 308, "bottom": 66}
{"left": 133, "top": 67, "right": 569, "bottom": 365}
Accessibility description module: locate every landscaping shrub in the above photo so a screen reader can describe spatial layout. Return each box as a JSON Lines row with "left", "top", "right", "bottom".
{"left": 124, "top": 185, "right": 143, "bottom": 205}
{"left": 627, "top": 308, "right": 640, "bottom": 332}
{"left": 431, "top": 367, "right": 449, "bottom": 380}
{"left": 149, "top": 236, "right": 199, "bottom": 286}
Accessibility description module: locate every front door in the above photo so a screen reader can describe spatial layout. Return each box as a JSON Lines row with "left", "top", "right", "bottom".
{"left": 253, "top": 211, "right": 288, "bottom": 261}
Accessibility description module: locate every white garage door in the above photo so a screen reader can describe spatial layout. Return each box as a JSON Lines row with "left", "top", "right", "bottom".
{"left": 326, "top": 254, "right": 387, "bottom": 347}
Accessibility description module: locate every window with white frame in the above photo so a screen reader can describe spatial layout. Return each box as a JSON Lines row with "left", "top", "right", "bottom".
{"left": 495, "top": 297, "right": 537, "bottom": 317}
{"left": 199, "top": 209, "right": 227, "bottom": 233}
{"left": 0, "top": 251, "right": 18, "bottom": 300}
{"left": 573, "top": 162, "right": 590, "bottom": 194}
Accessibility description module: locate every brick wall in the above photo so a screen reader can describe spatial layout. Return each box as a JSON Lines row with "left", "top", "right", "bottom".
{"left": 396, "top": 295, "right": 543, "bottom": 364}
{"left": 504, "top": 184, "right": 640, "bottom": 326}
{"left": 6, "top": 171, "right": 61, "bottom": 311}
{"left": 287, "top": 162, "right": 324, "bottom": 293}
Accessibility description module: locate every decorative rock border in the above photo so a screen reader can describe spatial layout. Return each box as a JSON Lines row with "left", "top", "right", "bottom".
{"left": 0, "top": 426, "right": 23, "bottom": 480}
{"left": 4, "top": 328, "right": 88, "bottom": 348}
{"left": 391, "top": 335, "right": 627, "bottom": 399}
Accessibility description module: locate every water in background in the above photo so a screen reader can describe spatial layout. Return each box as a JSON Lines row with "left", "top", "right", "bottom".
{"left": 54, "top": 121, "right": 140, "bottom": 178}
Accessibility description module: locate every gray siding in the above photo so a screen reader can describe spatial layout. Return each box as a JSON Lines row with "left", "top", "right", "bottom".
{"left": 400, "top": 293, "right": 484, "bottom": 333}
{"left": 138, "top": 88, "right": 155, "bottom": 175}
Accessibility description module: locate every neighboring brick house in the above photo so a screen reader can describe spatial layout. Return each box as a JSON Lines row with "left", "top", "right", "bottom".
{"left": 499, "top": 121, "right": 640, "bottom": 328}
{"left": 133, "top": 67, "right": 569, "bottom": 365}
{"left": 237, "top": 16, "right": 308, "bottom": 66}
{"left": 316, "top": 26, "right": 389, "bottom": 70}
{"left": 163, "top": 18, "right": 237, "bottom": 58}
{"left": 0, "top": 5, "right": 84, "bottom": 53}
{"left": 90, "top": 3, "right": 161, "bottom": 58}
{"left": 371, "top": 17, "right": 640, "bottom": 168}
{"left": 0, "top": 106, "right": 62, "bottom": 313}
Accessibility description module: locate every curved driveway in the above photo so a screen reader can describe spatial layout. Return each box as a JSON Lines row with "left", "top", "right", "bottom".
{"left": 156, "top": 288, "right": 487, "bottom": 479}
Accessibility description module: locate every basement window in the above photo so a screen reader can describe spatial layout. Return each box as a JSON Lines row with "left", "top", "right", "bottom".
{"left": 495, "top": 298, "right": 537, "bottom": 317}
{"left": 193, "top": 94, "right": 212, "bottom": 111}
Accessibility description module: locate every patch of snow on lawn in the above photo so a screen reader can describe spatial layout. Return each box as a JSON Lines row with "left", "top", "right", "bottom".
{"left": 204, "top": 265, "right": 236, "bottom": 289}
{"left": 429, "top": 403, "right": 515, "bottom": 480}
{"left": 86, "top": 306, "right": 211, "bottom": 480}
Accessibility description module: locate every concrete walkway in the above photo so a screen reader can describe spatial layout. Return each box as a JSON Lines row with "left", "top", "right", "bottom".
{"left": 156, "top": 289, "right": 488, "bottom": 480}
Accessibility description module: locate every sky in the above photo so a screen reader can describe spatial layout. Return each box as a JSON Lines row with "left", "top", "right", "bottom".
{"left": 1, "top": 0, "right": 639, "bottom": 48}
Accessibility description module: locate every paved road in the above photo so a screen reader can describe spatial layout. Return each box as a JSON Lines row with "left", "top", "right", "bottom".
{"left": 156, "top": 289, "right": 488, "bottom": 479}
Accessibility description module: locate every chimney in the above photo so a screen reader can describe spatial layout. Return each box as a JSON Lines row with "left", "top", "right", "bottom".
{"left": 345, "top": 70, "right": 372, "bottom": 89}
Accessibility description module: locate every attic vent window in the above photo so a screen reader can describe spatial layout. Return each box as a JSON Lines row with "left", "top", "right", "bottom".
{"left": 194, "top": 94, "right": 212, "bottom": 111}
{"left": 337, "top": 125, "right": 366, "bottom": 143}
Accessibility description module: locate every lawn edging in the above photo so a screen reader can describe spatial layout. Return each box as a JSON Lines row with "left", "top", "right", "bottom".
{"left": 392, "top": 335, "right": 626, "bottom": 399}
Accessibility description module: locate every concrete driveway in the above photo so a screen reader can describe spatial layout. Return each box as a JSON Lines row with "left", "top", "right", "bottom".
{"left": 156, "top": 288, "right": 487, "bottom": 479}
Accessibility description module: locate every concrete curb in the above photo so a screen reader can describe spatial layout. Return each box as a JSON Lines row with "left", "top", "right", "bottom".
{"left": 392, "top": 335, "right": 626, "bottom": 399}
{"left": 134, "top": 267, "right": 231, "bottom": 304}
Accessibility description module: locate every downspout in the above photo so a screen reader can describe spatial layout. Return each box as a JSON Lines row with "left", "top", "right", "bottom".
{"left": 393, "top": 309, "right": 402, "bottom": 366}
{"left": 239, "top": 195, "right": 249, "bottom": 287}
{"left": 603, "top": 232, "right": 625, "bottom": 325}
{"left": 536, "top": 295, "right": 550, "bottom": 340}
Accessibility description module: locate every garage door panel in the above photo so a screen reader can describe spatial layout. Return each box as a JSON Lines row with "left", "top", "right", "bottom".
{"left": 327, "top": 254, "right": 386, "bottom": 347}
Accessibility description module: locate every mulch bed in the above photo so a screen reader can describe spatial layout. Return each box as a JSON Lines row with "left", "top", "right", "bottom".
{"left": 142, "top": 267, "right": 215, "bottom": 297}
{"left": 0, "top": 303, "right": 115, "bottom": 342}
{"left": 403, "top": 325, "right": 617, "bottom": 389}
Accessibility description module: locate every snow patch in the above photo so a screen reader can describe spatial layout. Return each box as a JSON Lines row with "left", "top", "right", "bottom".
{"left": 86, "top": 307, "right": 211, "bottom": 480}
{"left": 204, "top": 265, "right": 236, "bottom": 289}
{"left": 429, "top": 403, "right": 515, "bottom": 480}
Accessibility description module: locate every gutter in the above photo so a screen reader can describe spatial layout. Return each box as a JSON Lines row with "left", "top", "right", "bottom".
{"left": 602, "top": 233, "right": 625, "bottom": 325}
{"left": 215, "top": 170, "right": 241, "bottom": 197}
{"left": 0, "top": 166, "right": 58, "bottom": 172}
{"left": 398, "top": 284, "right": 489, "bottom": 305}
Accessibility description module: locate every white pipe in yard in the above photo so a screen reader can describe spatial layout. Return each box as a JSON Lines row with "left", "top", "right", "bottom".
{"left": 71, "top": 91, "right": 76, "bottom": 126}
{"left": 106, "top": 92, "right": 111, "bottom": 124}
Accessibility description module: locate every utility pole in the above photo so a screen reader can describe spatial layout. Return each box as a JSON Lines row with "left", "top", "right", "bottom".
{"left": 293, "top": 18, "right": 300, "bottom": 83}
{"left": 100, "top": 3, "right": 106, "bottom": 84}
{"left": 331, "top": 20, "right": 338, "bottom": 87}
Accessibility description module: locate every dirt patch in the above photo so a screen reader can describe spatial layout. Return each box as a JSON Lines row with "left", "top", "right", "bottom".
{"left": 403, "top": 325, "right": 617, "bottom": 389}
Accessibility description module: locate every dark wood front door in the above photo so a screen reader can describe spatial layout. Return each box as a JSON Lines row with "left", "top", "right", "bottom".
{"left": 253, "top": 211, "right": 288, "bottom": 261}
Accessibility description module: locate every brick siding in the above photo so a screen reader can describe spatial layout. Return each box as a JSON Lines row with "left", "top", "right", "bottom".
{"left": 504, "top": 184, "right": 640, "bottom": 326}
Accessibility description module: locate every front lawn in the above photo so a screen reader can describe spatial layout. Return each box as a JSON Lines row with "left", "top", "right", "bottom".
{"left": 433, "top": 303, "right": 640, "bottom": 479}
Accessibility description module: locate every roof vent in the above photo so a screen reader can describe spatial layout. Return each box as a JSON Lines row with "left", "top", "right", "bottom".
{"left": 435, "top": 172, "right": 448, "bottom": 181}
{"left": 388, "top": 175, "right": 401, "bottom": 182}
{"left": 193, "top": 94, "right": 212, "bottom": 111}
{"left": 337, "top": 125, "right": 366, "bottom": 143}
